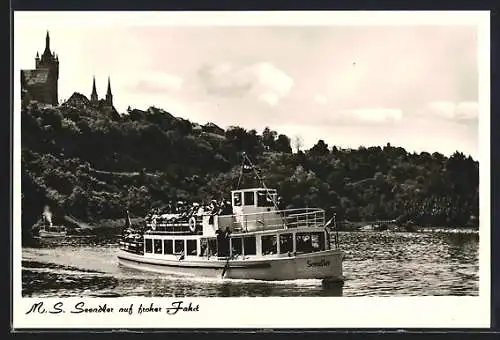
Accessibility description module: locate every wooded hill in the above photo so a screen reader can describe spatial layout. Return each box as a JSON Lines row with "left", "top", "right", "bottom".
{"left": 21, "top": 93, "right": 479, "bottom": 231}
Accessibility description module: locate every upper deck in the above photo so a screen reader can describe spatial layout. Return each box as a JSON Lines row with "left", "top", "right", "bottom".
{"left": 146, "top": 206, "right": 326, "bottom": 236}
{"left": 143, "top": 187, "right": 329, "bottom": 237}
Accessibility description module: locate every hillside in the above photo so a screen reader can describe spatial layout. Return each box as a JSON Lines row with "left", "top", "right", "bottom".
{"left": 21, "top": 93, "right": 479, "bottom": 232}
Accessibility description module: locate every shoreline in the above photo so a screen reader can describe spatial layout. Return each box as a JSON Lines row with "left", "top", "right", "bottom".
{"left": 26, "top": 215, "right": 478, "bottom": 237}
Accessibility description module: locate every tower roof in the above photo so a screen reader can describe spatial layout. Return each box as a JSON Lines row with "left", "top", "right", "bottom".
{"left": 91, "top": 75, "right": 98, "bottom": 100}
{"left": 42, "top": 30, "right": 53, "bottom": 60}
{"left": 107, "top": 76, "right": 112, "bottom": 95}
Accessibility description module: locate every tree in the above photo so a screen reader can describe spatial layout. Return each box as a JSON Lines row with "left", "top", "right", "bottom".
{"left": 262, "top": 127, "right": 277, "bottom": 150}
{"left": 309, "top": 139, "right": 329, "bottom": 157}
{"left": 274, "top": 134, "right": 292, "bottom": 154}
{"left": 293, "top": 135, "right": 303, "bottom": 153}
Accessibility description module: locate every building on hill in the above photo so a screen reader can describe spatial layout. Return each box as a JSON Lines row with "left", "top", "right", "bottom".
{"left": 90, "top": 75, "right": 116, "bottom": 112}
{"left": 21, "top": 31, "right": 59, "bottom": 106}
{"left": 21, "top": 30, "right": 118, "bottom": 117}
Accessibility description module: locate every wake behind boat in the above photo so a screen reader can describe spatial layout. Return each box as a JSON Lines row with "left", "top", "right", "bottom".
{"left": 118, "top": 153, "right": 344, "bottom": 283}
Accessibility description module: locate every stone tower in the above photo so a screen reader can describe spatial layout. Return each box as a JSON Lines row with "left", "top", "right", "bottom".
{"left": 36, "top": 31, "right": 59, "bottom": 104}
{"left": 21, "top": 31, "right": 59, "bottom": 106}
{"left": 105, "top": 76, "right": 113, "bottom": 107}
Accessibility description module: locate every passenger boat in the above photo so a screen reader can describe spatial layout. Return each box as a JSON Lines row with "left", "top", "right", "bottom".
{"left": 38, "top": 225, "right": 68, "bottom": 238}
{"left": 37, "top": 206, "right": 67, "bottom": 238}
{"left": 117, "top": 154, "right": 344, "bottom": 283}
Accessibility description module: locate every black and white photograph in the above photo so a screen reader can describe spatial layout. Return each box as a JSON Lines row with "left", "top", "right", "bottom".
{"left": 13, "top": 11, "right": 490, "bottom": 328}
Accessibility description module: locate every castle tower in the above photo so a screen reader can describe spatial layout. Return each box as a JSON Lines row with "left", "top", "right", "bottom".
{"left": 90, "top": 76, "right": 98, "bottom": 105}
{"left": 105, "top": 76, "right": 113, "bottom": 107}
{"left": 35, "top": 30, "right": 59, "bottom": 105}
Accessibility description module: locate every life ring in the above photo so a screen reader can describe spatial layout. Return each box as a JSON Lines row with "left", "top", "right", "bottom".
{"left": 188, "top": 217, "right": 196, "bottom": 233}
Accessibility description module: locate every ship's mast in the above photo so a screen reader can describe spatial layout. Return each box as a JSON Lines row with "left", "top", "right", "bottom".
{"left": 237, "top": 152, "right": 282, "bottom": 217}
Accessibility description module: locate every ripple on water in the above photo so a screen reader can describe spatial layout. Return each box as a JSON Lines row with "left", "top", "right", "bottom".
{"left": 21, "top": 231, "right": 479, "bottom": 297}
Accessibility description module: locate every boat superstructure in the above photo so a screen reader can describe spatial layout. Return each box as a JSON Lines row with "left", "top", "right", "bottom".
{"left": 37, "top": 206, "right": 67, "bottom": 238}
{"left": 118, "top": 154, "right": 344, "bottom": 282}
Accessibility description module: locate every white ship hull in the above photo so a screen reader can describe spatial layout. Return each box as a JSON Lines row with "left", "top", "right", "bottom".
{"left": 38, "top": 230, "right": 67, "bottom": 238}
{"left": 117, "top": 249, "right": 344, "bottom": 282}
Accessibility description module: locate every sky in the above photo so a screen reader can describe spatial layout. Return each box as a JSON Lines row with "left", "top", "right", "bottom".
{"left": 15, "top": 12, "right": 481, "bottom": 158}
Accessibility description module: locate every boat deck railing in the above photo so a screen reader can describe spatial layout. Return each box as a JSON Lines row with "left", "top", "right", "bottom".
{"left": 233, "top": 208, "right": 325, "bottom": 232}
{"left": 145, "top": 216, "right": 204, "bottom": 234}
{"left": 144, "top": 208, "right": 326, "bottom": 234}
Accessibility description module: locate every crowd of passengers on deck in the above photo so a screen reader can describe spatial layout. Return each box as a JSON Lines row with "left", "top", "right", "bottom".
{"left": 144, "top": 199, "right": 233, "bottom": 225}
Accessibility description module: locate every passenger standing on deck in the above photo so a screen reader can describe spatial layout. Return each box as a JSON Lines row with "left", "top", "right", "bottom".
{"left": 221, "top": 200, "right": 232, "bottom": 215}
{"left": 208, "top": 200, "right": 218, "bottom": 224}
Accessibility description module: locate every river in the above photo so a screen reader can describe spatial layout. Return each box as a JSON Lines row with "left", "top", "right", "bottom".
{"left": 21, "top": 231, "right": 479, "bottom": 297}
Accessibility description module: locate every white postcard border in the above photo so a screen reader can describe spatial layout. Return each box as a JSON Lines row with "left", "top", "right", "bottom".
{"left": 12, "top": 10, "right": 491, "bottom": 329}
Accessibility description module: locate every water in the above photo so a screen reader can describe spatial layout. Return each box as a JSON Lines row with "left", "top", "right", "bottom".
{"left": 21, "top": 231, "right": 479, "bottom": 297}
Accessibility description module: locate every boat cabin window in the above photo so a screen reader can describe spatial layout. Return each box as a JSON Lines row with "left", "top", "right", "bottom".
{"left": 200, "top": 238, "right": 208, "bottom": 256}
{"left": 187, "top": 239, "right": 197, "bottom": 256}
{"left": 231, "top": 237, "right": 243, "bottom": 256}
{"left": 295, "top": 232, "right": 325, "bottom": 254}
{"left": 279, "top": 233, "right": 293, "bottom": 254}
{"left": 257, "top": 191, "right": 275, "bottom": 207}
{"left": 154, "top": 239, "right": 162, "bottom": 254}
{"left": 233, "top": 192, "right": 242, "bottom": 206}
{"left": 261, "top": 235, "right": 277, "bottom": 255}
{"left": 244, "top": 191, "right": 255, "bottom": 206}
{"left": 145, "top": 239, "right": 153, "bottom": 253}
{"left": 174, "top": 239, "right": 184, "bottom": 254}
{"left": 208, "top": 238, "right": 217, "bottom": 256}
{"left": 243, "top": 236, "right": 256, "bottom": 255}
{"left": 164, "top": 239, "right": 173, "bottom": 254}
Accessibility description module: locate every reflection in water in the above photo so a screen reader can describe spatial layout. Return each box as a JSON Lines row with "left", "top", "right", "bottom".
{"left": 21, "top": 231, "right": 477, "bottom": 297}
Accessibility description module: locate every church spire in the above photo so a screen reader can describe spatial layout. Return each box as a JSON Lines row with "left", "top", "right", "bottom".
{"left": 45, "top": 31, "right": 50, "bottom": 53}
{"left": 105, "top": 76, "right": 113, "bottom": 107}
{"left": 90, "top": 75, "right": 98, "bottom": 104}
{"left": 107, "top": 76, "right": 112, "bottom": 95}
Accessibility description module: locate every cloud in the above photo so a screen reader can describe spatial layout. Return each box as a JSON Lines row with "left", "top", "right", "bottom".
{"left": 197, "top": 62, "right": 294, "bottom": 106}
{"left": 335, "top": 108, "right": 403, "bottom": 124}
{"left": 258, "top": 93, "right": 280, "bottom": 106}
{"left": 124, "top": 72, "right": 184, "bottom": 93}
{"left": 314, "top": 94, "right": 328, "bottom": 105}
{"left": 455, "top": 101, "right": 479, "bottom": 120}
{"left": 423, "top": 101, "right": 478, "bottom": 121}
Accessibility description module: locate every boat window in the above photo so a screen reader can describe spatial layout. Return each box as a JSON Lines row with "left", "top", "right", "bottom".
{"left": 174, "top": 239, "right": 184, "bottom": 254}
{"left": 279, "top": 233, "right": 293, "bottom": 254}
{"left": 200, "top": 238, "right": 208, "bottom": 256}
{"left": 243, "top": 236, "right": 256, "bottom": 255}
{"left": 244, "top": 191, "right": 255, "bottom": 206}
{"left": 233, "top": 192, "right": 242, "bottom": 206}
{"left": 145, "top": 239, "right": 153, "bottom": 253}
{"left": 208, "top": 238, "right": 217, "bottom": 256}
{"left": 163, "top": 239, "right": 173, "bottom": 254}
{"left": 261, "top": 235, "right": 278, "bottom": 255}
{"left": 311, "top": 232, "right": 326, "bottom": 251}
{"left": 154, "top": 239, "right": 162, "bottom": 254}
{"left": 187, "top": 239, "right": 197, "bottom": 256}
{"left": 295, "top": 232, "right": 325, "bottom": 254}
{"left": 231, "top": 237, "right": 243, "bottom": 256}
{"left": 257, "top": 191, "right": 275, "bottom": 207}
